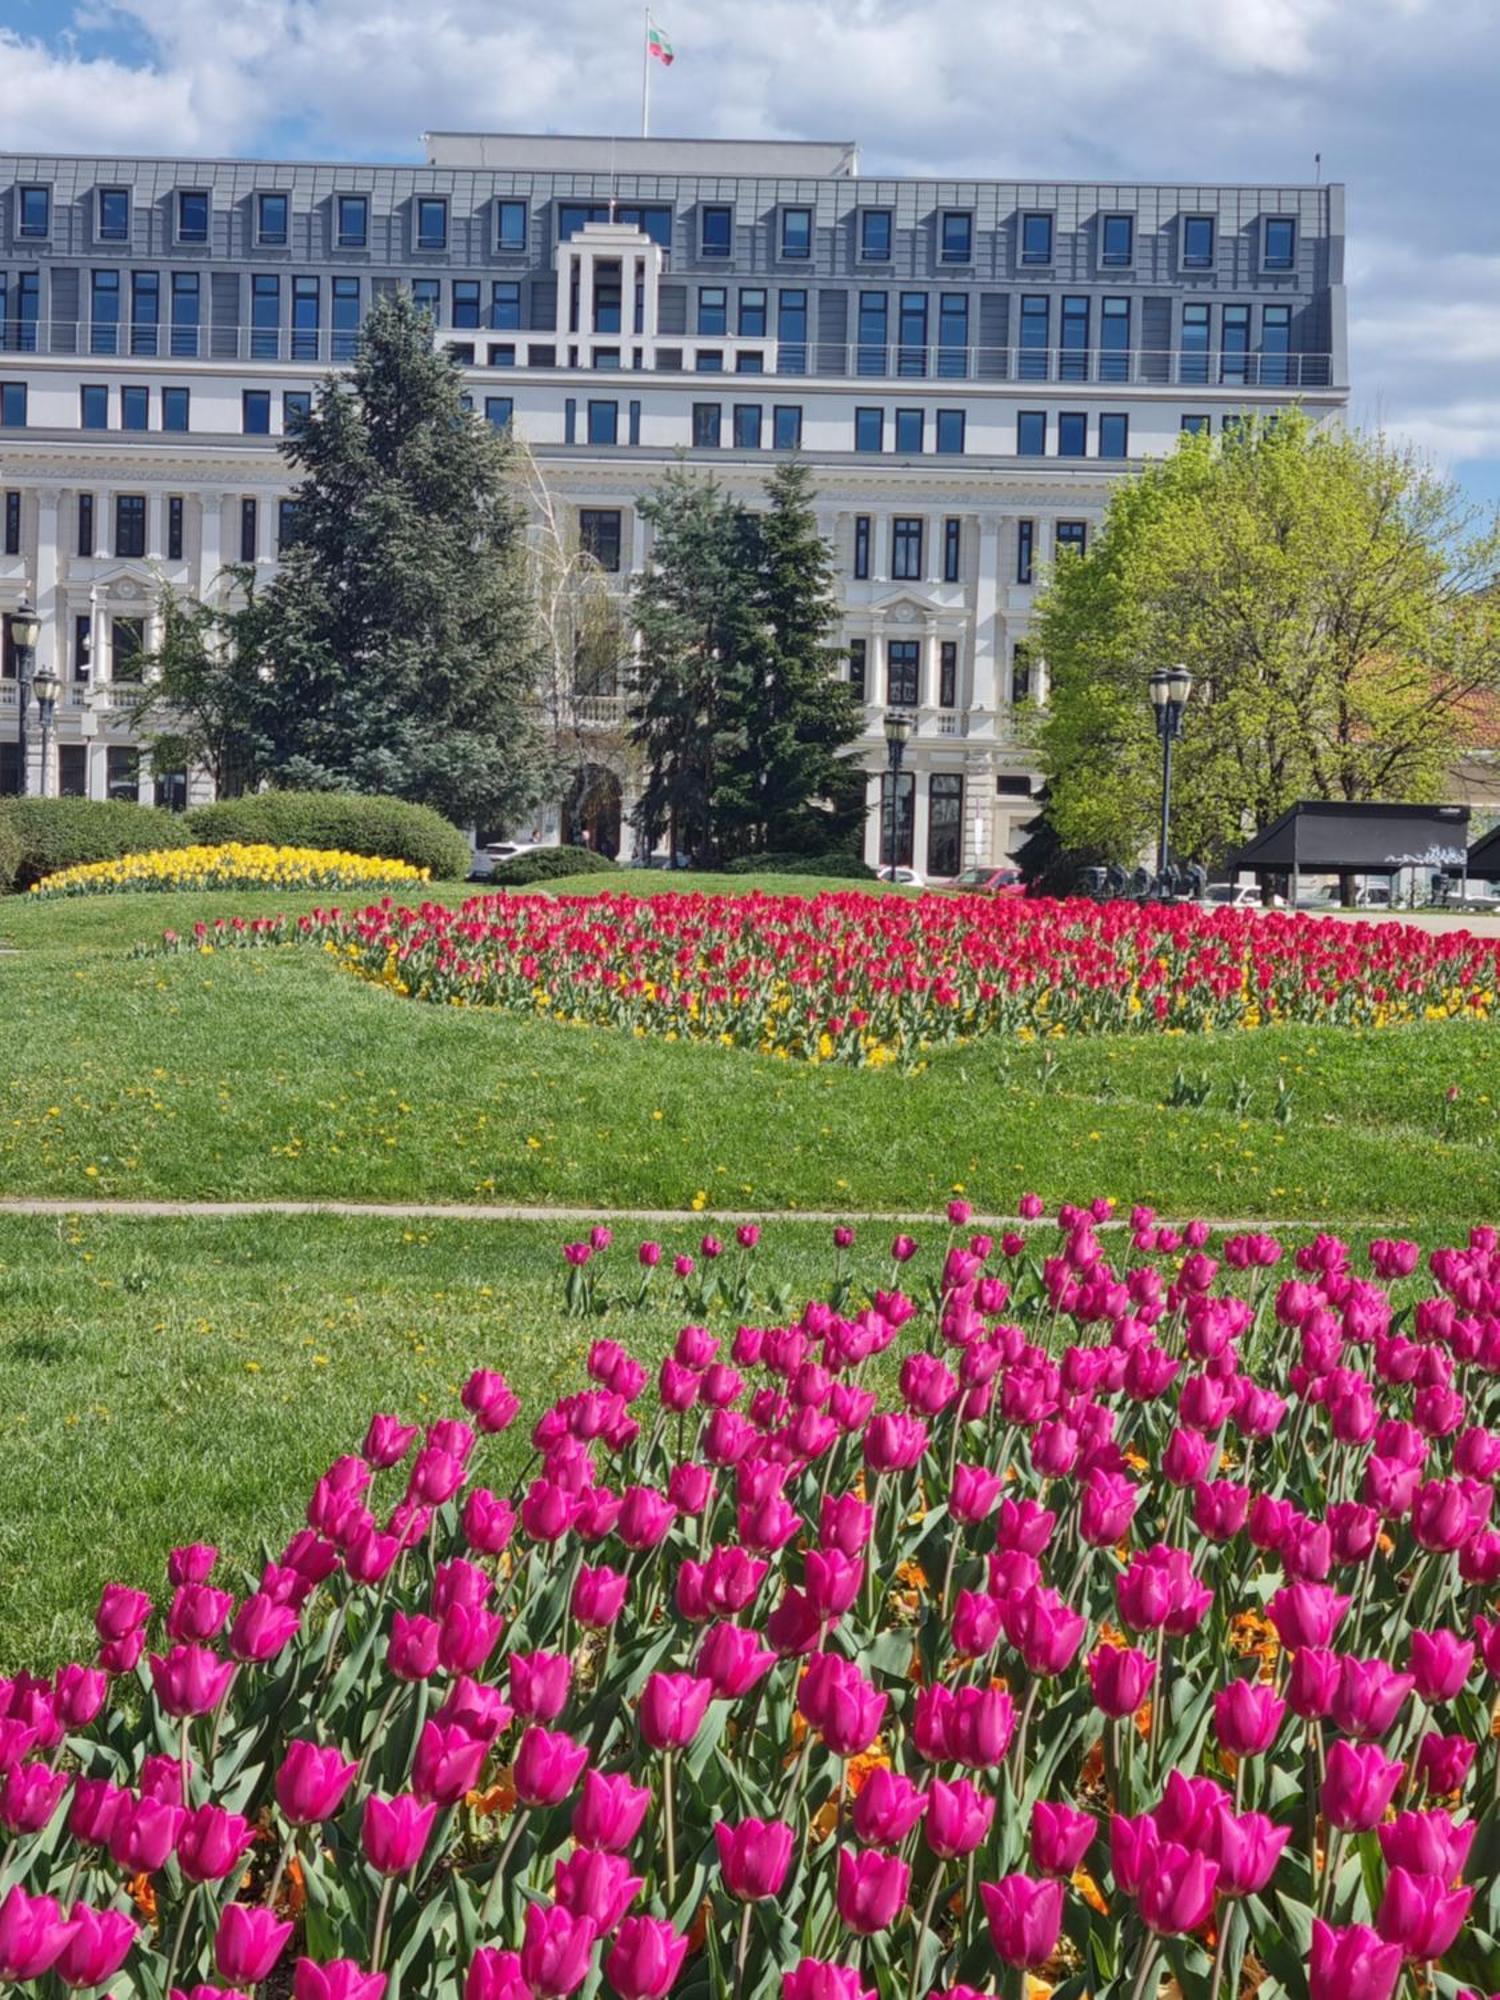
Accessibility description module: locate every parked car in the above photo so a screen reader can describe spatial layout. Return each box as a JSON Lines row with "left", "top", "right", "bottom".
{"left": 1200, "top": 882, "right": 1274, "bottom": 909}
{"left": 877, "top": 865, "right": 926, "bottom": 888}
{"left": 470, "top": 840, "right": 549, "bottom": 879}
{"left": 950, "top": 865, "right": 1025, "bottom": 897}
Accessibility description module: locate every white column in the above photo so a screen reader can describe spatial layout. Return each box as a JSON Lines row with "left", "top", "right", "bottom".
{"left": 969, "top": 516, "right": 1000, "bottom": 736}
{"left": 919, "top": 622, "right": 939, "bottom": 710}
{"left": 199, "top": 493, "right": 224, "bottom": 596}
{"left": 640, "top": 249, "right": 661, "bottom": 355}
{"left": 256, "top": 495, "right": 274, "bottom": 565}
{"left": 555, "top": 246, "right": 575, "bottom": 337}
{"left": 576, "top": 254, "right": 595, "bottom": 355}
{"left": 146, "top": 490, "right": 165, "bottom": 562}
{"left": 863, "top": 766, "right": 883, "bottom": 868}
{"left": 911, "top": 765, "right": 931, "bottom": 878}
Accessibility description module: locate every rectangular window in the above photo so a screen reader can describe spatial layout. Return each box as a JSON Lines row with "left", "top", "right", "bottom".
{"left": 1261, "top": 303, "right": 1291, "bottom": 386}
{"left": 695, "top": 350, "right": 724, "bottom": 372}
{"left": 697, "top": 287, "right": 727, "bottom": 336}
{"left": 177, "top": 190, "right": 209, "bottom": 243}
{"left": 586, "top": 400, "right": 618, "bottom": 445}
{"left": 332, "top": 276, "right": 360, "bottom": 361}
{"left": 733, "top": 403, "right": 762, "bottom": 449}
{"left": 1182, "top": 214, "right": 1215, "bottom": 269}
{"left": 495, "top": 199, "right": 527, "bottom": 253}
{"left": 415, "top": 197, "right": 448, "bottom": 250}
{"left": 940, "top": 211, "right": 973, "bottom": 263}
{"left": 257, "top": 192, "right": 289, "bottom": 246}
{"left": 848, "top": 638, "right": 867, "bottom": 699}
{"left": 161, "top": 386, "right": 189, "bottom": 432}
{"left": 77, "top": 493, "right": 94, "bottom": 557}
{"left": 0, "top": 382, "right": 27, "bottom": 427}
{"left": 855, "top": 406, "right": 883, "bottom": 452}
{"left": 558, "top": 202, "right": 672, "bottom": 248}
{"left": 3, "top": 490, "right": 19, "bottom": 555}
{"left": 882, "top": 770, "right": 915, "bottom": 867}
{"left": 1099, "top": 296, "right": 1130, "bottom": 384}
{"left": 938, "top": 642, "right": 958, "bottom": 708}
{"left": 772, "top": 403, "right": 801, "bottom": 450}
{"left": 451, "top": 279, "right": 480, "bottom": 330}
{"left": 1021, "top": 212, "right": 1053, "bottom": 265}
{"left": 579, "top": 508, "right": 623, "bottom": 572}
{"left": 1019, "top": 294, "right": 1049, "bottom": 381}
{"left": 488, "top": 342, "right": 516, "bottom": 368}
{"left": 240, "top": 498, "right": 258, "bottom": 562}
{"left": 131, "top": 270, "right": 160, "bottom": 357}
{"left": 780, "top": 207, "right": 812, "bottom": 259}
{"left": 112, "top": 617, "right": 144, "bottom": 681}
{"left": 777, "top": 290, "right": 807, "bottom": 374}
{"left": 738, "top": 288, "right": 767, "bottom": 338}
{"left": 1100, "top": 213, "right": 1133, "bottom": 266}
{"left": 1221, "top": 303, "right": 1250, "bottom": 385}
{"left": 81, "top": 385, "right": 109, "bottom": 430}
{"left": 860, "top": 209, "right": 892, "bottom": 260}
{"left": 563, "top": 398, "right": 576, "bottom": 444}
{"left": 277, "top": 499, "right": 299, "bottom": 553}
{"left": 121, "top": 385, "right": 149, "bottom": 431}
{"left": 167, "top": 496, "right": 184, "bottom": 561}
{"left": 1099, "top": 413, "right": 1129, "bottom": 458}
{"left": 106, "top": 745, "right": 140, "bottom": 798}
{"left": 735, "top": 351, "right": 764, "bottom": 374}
{"left": 1180, "top": 414, "right": 1211, "bottom": 435}
{"left": 490, "top": 281, "right": 521, "bottom": 330}
{"left": 1058, "top": 411, "right": 1087, "bottom": 457}
{"left": 243, "top": 390, "right": 271, "bottom": 434}
{"left": 1056, "top": 520, "right": 1087, "bottom": 556}
{"left": 887, "top": 639, "right": 920, "bottom": 706}
{"left": 98, "top": 186, "right": 130, "bottom": 241}
{"left": 628, "top": 398, "right": 641, "bottom": 445}
{"left": 170, "top": 271, "right": 200, "bottom": 358}
{"left": 854, "top": 514, "right": 871, "bottom": 580}
{"left": 337, "top": 194, "right": 369, "bottom": 249}
{"left": 291, "top": 275, "right": 320, "bottom": 362}
{"left": 57, "top": 744, "right": 86, "bottom": 796}
{"left": 692, "top": 403, "right": 721, "bottom": 447}
{"left": 892, "top": 517, "right": 924, "bottom": 581}
{"left": 74, "top": 617, "right": 93, "bottom": 678}
{"left": 943, "top": 517, "right": 961, "bottom": 582}
{"left": 1263, "top": 216, "right": 1295, "bottom": 271}
{"left": 935, "top": 409, "right": 966, "bottom": 454}
{"left": 898, "top": 291, "right": 928, "bottom": 377}
{"left": 8, "top": 270, "right": 40, "bottom": 353}
{"left": 700, "top": 205, "right": 732, "bottom": 257}
{"left": 1017, "top": 518, "right": 1034, "bottom": 585}
{"left": 114, "top": 494, "right": 146, "bottom": 558}
{"left": 1060, "top": 296, "right": 1089, "bottom": 382}
{"left": 857, "top": 291, "right": 888, "bottom": 377}
{"left": 251, "top": 272, "right": 281, "bottom": 360}
{"left": 937, "top": 294, "right": 968, "bottom": 379}
{"left": 18, "top": 186, "right": 50, "bottom": 238}
{"left": 1181, "top": 302, "right": 1210, "bottom": 385}
{"left": 91, "top": 269, "right": 121, "bottom": 355}
{"left": 484, "top": 396, "right": 513, "bottom": 430}
{"left": 1017, "top": 410, "right": 1046, "bottom": 455}
{"left": 928, "top": 772, "right": 963, "bottom": 875}
{"left": 411, "top": 278, "right": 440, "bottom": 321}
{"left": 895, "top": 407, "right": 924, "bottom": 453}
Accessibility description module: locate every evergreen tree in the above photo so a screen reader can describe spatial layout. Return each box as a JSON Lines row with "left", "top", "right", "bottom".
{"left": 236, "top": 292, "right": 548, "bottom": 827}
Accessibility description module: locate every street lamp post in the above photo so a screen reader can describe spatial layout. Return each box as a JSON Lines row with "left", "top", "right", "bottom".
{"left": 1147, "top": 664, "right": 1193, "bottom": 883}
{"left": 10, "top": 596, "right": 40, "bottom": 796}
{"left": 32, "top": 667, "right": 61, "bottom": 798}
{"left": 882, "top": 710, "right": 912, "bottom": 877}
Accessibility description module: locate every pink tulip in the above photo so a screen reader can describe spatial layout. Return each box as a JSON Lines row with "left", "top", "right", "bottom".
{"left": 804, "top": 1550, "right": 863, "bottom": 1620}
{"left": 69, "top": 1777, "right": 126, "bottom": 1849}
{"left": 1268, "top": 1583, "right": 1352, "bottom": 1651}
{"left": 53, "top": 1664, "right": 107, "bottom": 1730}
{"left": 56, "top": 1904, "right": 136, "bottom": 1989}
{"left": 467, "top": 1948, "right": 527, "bottom": 2000}
{"left": 1310, "top": 1923, "right": 1402, "bottom": 2000}
{"left": 696, "top": 1623, "right": 776, "bottom": 1699}
{"left": 361, "top": 1793, "right": 437, "bottom": 1875}
{"left": 781, "top": 1962, "right": 876, "bottom": 2000}
{"left": 572, "top": 1770, "right": 651, "bottom": 1853}
{"left": 0, "top": 1887, "right": 75, "bottom": 1982}
{"left": 1413, "top": 1731, "right": 1476, "bottom": 1796}
{"left": 1330, "top": 1658, "right": 1414, "bottom": 1741}
{"left": 229, "top": 1591, "right": 300, "bottom": 1663}
{"left": 0, "top": 1762, "right": 68, "bottom": 1835}
{"left": 514, "top": 1726, "right": 589, "bottom": 1808}
{"left": 95, "top": 1583, "right": 151, "bottom": 1643}
{"left": 387, "top": 1613, "right": 441, "bottom": 1683}
{"left": 852, "top": 1768, "right": 928, "bottom": 1847}
{"left": 277, "top": 1740, "right": 358, "bottom": 1825}
{"left": 461, "top": 1368, "right": 520, "bottom": 1434}
{"left": 1138, "top": 1841, "right": 1218, "bottom": 1933}
{"left": 835, "top": 1846, "right": 909, "bottom": 1934}
{"left": 554, "top": 1849, "right": 643, "bottom": 1931}
{"left": 604, "top": 1917, "right": 689, "bottom": 2000}
{"left": 108, "top": 1795, "right": 185, "bottom": 1873}
{"left": 799, "top": 1654, "right": 887, "bottom": 1758}
{"left": 413, "top": 1721, "right": 488, "bottom": 1808}
{"left": 1409, "top": 1628, "right": 1475, "bottom": 1703}
{"left": 716, "top": 1817, "right": 795, "bottom": 1900}
{"left": 1214, "top": 1680, "right": 1285, "bottom": 1758}
{"left": 1287, "top": 1647, "right": 1342, "bottom": 1721}
{"left": 519, "top": 1902, "right": 597, "bottom": 2000}
{"left": 980, "top": 1874, "right": 1065, "bottom": 1967}
{"left": 1322, "top": 1741, "right": 1405, "bottom": 1831}
{"left": 215, "top": 1904, "right": 293, "bottom": 1985}
{"left": 925, "top": 1777, "right": 995, "bottom": 1858}
{"left": 1088, "top": 1645, "right": 1156, "bottom": 1718}
{"left": 149, "top": 1644, "right": 236, "bottom": 1718}
{"left": 949, "top": 1464, "right": 1004, "bottom": 1525}
{"left": 1210, "top": 1807, "right": 1291, "bottom": 1898}
{"left": 293, "top": 1962, "right": 389, "bottom": 2000}
{"left": 1378, "top": 1810, "right": 1475, "bottom": 1880}
{"left": 178, "top": 1804, "right": 256, "bottom": 1883}
{"left": 1031, "top": 1800, "right": 1094, "bottom": 1877}
{"left": 571, "top": 1565, "right": 630, "bottom": 1630}
{"left": 511, "top": 1651, "right": 573, "bottom": 1722}
{"left": 363, "top": 1414, "right": 419, "bottom": 1467}
{"left": 1375, "top": 1867, "right": 1474, "bottom": 1960}
{"left": 639, "top": 1673, "right": 713, "bottom": 1752}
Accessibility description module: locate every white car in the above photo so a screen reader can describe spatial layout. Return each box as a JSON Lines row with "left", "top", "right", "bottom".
{"left": 470, "top": 840, "right": 550, "bottom": 879}
{"left": 1201, "top": 882, "right": 1281, "bottom": 909}
{"left": 877, "top": 865, "right": 927, "bottom": 888}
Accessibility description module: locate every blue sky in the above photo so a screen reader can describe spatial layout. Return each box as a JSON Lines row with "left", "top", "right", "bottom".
{"left": 3, "top": 0, "right": 1498, "bottom": 513}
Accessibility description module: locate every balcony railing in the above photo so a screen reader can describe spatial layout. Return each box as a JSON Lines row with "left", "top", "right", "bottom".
{"left": 0, "top": 319, "right": 1337, "bottom": 390}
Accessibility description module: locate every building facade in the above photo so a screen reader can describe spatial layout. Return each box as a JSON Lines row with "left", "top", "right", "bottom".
{"left": 0, "top": 133, "right": 1349, "bottom": 870}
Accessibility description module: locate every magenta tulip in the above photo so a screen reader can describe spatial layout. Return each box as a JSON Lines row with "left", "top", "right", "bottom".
{"left": 178, "top": 1804, "right": 256, "bottom": 1884}
{"left": 0, "top": 1887, "right": 74, "bottom": 1982}
{"left": 554, "top": 1848, "right": 643, "bottom": 1932}
{"left": 1031, "top": 1799, "right": 1095, "bottom": 1877}
{"left": 782, "top": 1962, "right": 876, "bottom": 2000}
{"left": 1322, "top": 1741, "right": 1405, "bottom": 1831}
{"left": 519, "top": 1902, "right": 596, "bottom": 2000}
{"left": 215, "top": 1904, "right": 293, "bottom": 1985}
{"left": 413, "top": 1721, "right": 488, "bottom": 1808}
{"left": 361, "top": 1793, "right": 437, "bottom": 1876}
{"left": 1214, "top": 1680, "right": 1285, "bottom": 1758}
{"left": 835, "top": 1846, "right": 909, "bottom": 1934}
{"left": 514, "top": 1726, "right": 589, "bottom": 1808}
{"left": 467, "top": 1947, "right": 527, "bottom": 2000}
{"left": 55, "top": 1903, "right": 136, "bottom": 1989}
{"left": 293, "top": 1961, "right": 389, "bottom": 2000}
{"left": 149, "top": 1644, "right": 236, "bottom": 1718}
{"left": 980, "top": 1874, "right": 1064, "bottom": 1967}
{"left": 852, "top": 1768, "right": 928, "bottom": 1847}
{"left": 716, "top": 1817, "right": 795, "bottom": 1900}
{"left": 604, "top": 1916, "right": 689, "bottom": 2000}
{"left": 1138, "top": 1841, "right": 1218, "bottom": 1934}
{"left": 1309, "top": 1921, "right": 1403, "bottom": 2000}
{"left": 925, "top": 1777, "right": 995, "bottom": 1858}
{"left": 1375, "top": 1867, "right": 1474, "bottom": 1960}
{"left": 277, "top": 1740, "right": 358, "bottom": 1825}
{"left": 639, "top": 1672, "right": 713, "bottom": 1752}
{"left": 572, "top": 1770, "right": 652, "bottom": 1852}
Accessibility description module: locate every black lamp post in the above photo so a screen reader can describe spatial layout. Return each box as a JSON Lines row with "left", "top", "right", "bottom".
{"left": 882, "top": 709, "right": 912, "bottom": 876}
{"left": 1147, "top": 664, "right": 1193, "bottom": 881}
{"left": 10, "top": 597, "right": 40, "bottom": 797}
{"left": 32, "top": 666, "right": 60, "bottom": 798}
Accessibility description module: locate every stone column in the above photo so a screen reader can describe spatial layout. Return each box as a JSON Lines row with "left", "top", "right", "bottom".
{"left": 969, "top": 515, "right": 999, "bottom": 737}
{"left": 146, "top": 490, "right": 165, "bottom": 562}
{"left": 199, "top": 492, "right": 225, "bottom": 595}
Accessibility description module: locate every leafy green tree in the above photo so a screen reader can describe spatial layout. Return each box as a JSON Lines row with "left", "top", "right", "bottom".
{"left": 630, "top": 461, "right": 863, "bottom": 864}
{"left": 1036, "top": 412, "right": 1500, "bottom": 863}
{"left": 235, "top": 292, "right": 548, "bottom": 827}
{"left": 130, "top": 587, "right": 262, "bottom": 797}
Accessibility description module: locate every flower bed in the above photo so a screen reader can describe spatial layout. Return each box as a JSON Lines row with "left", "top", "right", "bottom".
{"left": 161, "top": 890, "right": 1499, "bottom": 1065}
{"left": 33, "top": 842, "right": 429, "bottom": 897}
{"left": 2, "top": 1197, "right": 1498, "bottom": 2000}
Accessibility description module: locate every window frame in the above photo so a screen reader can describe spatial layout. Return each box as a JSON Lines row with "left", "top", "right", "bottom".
{"left": 854, "top": 406, "right": 884, "bottom": 453}
{"left": 853, "top": 514, "right": 871, "bottom": 581}
{"left": 891, "top": 516, "right": 924, "bottom": 582}
{"left": 700, "top": 204, "right": 733, "bottom": 258}
{"left": 943, "top": 517, "right": 962, "bottom": 584}
{"left": 176, "top": 189, "right": 210, "bottom": 245}
{"left": 3, "top": 489, "right": 21, "bottom": 557}
{"left": 1056, "top": 520, "right": 1088, "bottom": 557}
{"left": 414, "top": 195, "right": 449, "bottom": 252}
{"left": 1181, "top": 214, "right": 1216, "bottom": 270}
{"left": 0, "top": 382, "right": 29, "bottom": 428}
{"left": 1262, "top": 215, "right": 1296, "bottom": 272}
{"left": 1098, "top": 412, "right": 1129, "bottom": 459}
{"left": 161, "top": 386, "right": 190, "bottom": 433}
{"left": 886, "top": 638, "right": 920, "bottom": 708}
{"left": 894, "top": 407, "right": 924, "bottom": 454}
{"left": 927, "top": 771, "right": 964, "bottom": 876}
{"left": 940, "top": 210, "right": 973, "bottom": 264}
{"left": 697, "top": 286, "right": 728, "bottom": 337}
{"left": 585, "top": 399, "right": 620, "bottom": 446}
{"left": 860, "top": 209, "right": 892, "bottom": 261}
{"left": 336, "top": 194, "right": 369, "bottom": 250}
{"left": 848, "top": 637, "right": 867, "bottom": 700}
{"left": 1020, "top": 211, "right": 1054, "bottom": 266}
{"left": 166, "top": 496, "right": 184, "bottom": 562}
{"left": 772, "top": 403, "right": 802, "bottom": 450}
{"left": 97, "top": 186, "right": 130, "bottom": 243}
{"left": 578, "top": 507, "right": 624, "bottom": 573}
{"left": 18, "top": 185, "right": 51, "bottom": 240}
{"left": 495, "top": 199, "right": 528, "bottom": 254}
{"left": 737, "top": 287, "right": 767, "bottom": 339}
{"left": 937, "top": 643, "right": 958, "bottom": 711}
{"left": 256, "top": 191, "right": 290, "bottom": 247}
{"left": 483, "top": 396, "right": 513, "bottom": 432}
{"left": 935, "top": 409, "right": 966, "bottom": 455}
{"left": 120, "top": 384, "right": 149, "bottom": 433}
{"left": 242, "top": 389, "right": 272, "bottom": 435}
{"left": 1016, "top": 410, "right": 1046, "bottom": 456}
{"left": 779, "top": 206, "right": 813, "bottom": 260}
{"left": 1100, "top": 212, "right": 1134, "bottom": 267}
{"left": 1057, "top": 411, "right": 1087, "bottom": 459}
{"left": 1017, "top": 519, "right": 1034, "bottom": 585}
{"left": 114, "top": 493, "right": 147, "bottom": 559}
{"left": 691, "top": 403, "right": 722, "bottom": 448}
{"left": 732, "top": 402, "right": 763, "bottom": 450}
{"left": 80, "top": 384, "right": 109, "bottom": 431}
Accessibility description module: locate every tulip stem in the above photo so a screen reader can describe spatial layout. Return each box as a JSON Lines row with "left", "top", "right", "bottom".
{"left": 905, "top": 1868, "right": 946, "bottom": 2000}
{"left": 180, "top": 1714, "right": 193, "bottom": 1807}
{"left": 162, "top": 1881, "right": 201, "bottom": 1997}
{"left": 732, "top": 1900, "right": 754, "bottom": 2000}
{"left": 1127, "top": 1935, "right": 1160, "bottom": 2000}
{"left": 479, "top": 1808, "right": 530, "bottom": 1927}
{"left": 208, "top": 1666, "right": 239, "bottom": 1770}
{"left": 371, "top": 1875, "right": 396, "bottom": 1973}
{"left": 1318, "top": 1827, "right": 1345, "bottom": 1922}
{"left": 662, "top": 1750, "right": 678, "bottom": 1909}
{"left": 354, "top": 1683, "right": 404, "bottom": 1795}
{"left": 265, "top": 1825, "right": 298, "bottom": 1908}
{"left": 1207, "top": 1899, "right": 1235, "bottom": 2000}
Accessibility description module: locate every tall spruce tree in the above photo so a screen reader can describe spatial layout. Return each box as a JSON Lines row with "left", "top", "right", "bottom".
{"left": 237, "top": 292, "right": 548, "bottom": 827}
{"left": 631, "top": 461, "right": 863, "bottom": 863}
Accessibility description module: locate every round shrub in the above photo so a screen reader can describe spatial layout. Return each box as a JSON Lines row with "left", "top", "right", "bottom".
{"left": 0, "top": 798, "right": 194, "bottom": 892}
{"left": 186, "top": 792, "right": 470, "bottom": 880}
{"left": 486, "top": 846, "right": 619, "bottom": 887}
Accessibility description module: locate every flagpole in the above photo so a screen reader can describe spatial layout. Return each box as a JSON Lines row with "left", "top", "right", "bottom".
{"left": 641, "top": 7, "right": 651, "bottom": 138}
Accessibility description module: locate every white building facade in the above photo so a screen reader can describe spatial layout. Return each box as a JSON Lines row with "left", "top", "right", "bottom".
{"left": 0, "top": 134, "right": 1349, "bottom": 870}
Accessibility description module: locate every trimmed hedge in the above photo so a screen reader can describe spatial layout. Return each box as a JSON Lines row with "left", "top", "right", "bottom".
{"left": 485, "top": 847, "right": 619, "bottom": 887}
{"left": 723, "top": 850, "right": 877, "bottom": 881}
{"left": 0, "top": 813, "right": 20, "bottom": 894}
{"left": 0, "top": 798, "right": 194, "bottom": 893}
{"left": 186, "top": 792, "right": 470, "bottom": 880}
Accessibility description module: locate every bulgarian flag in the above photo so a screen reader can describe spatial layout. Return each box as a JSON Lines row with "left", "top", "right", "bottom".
{"left": 647, "top": 19, "right": 674, "bottom": 64}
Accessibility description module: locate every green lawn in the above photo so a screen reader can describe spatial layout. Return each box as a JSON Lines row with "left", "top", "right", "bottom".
{"left": 1, "top": 879, "right": 1496, "bottom": 1230}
